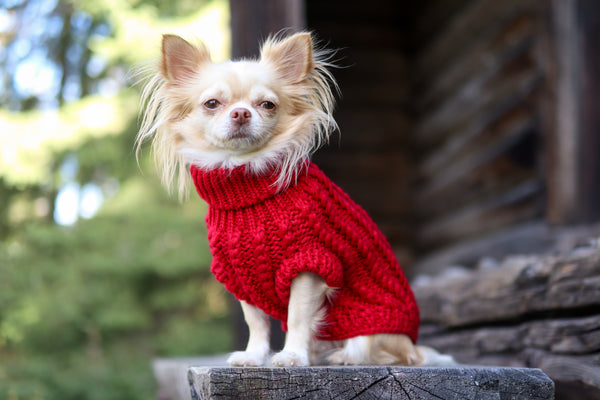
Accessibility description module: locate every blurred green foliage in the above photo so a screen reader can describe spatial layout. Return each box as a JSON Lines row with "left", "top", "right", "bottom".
{"left": 0, "top": 186, "right": 232, "bottom": 399}
{"left": 0, "top": 0, "right": 232, "bottom": 399}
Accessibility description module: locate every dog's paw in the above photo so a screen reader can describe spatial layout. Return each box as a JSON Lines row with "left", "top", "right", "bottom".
{"left": 326, "top": 349, "right": 353, "bottom": 365}
{"left": 416, "top": 345, "right": 457, "bottom": 366}
{"left": 227, "top": 350, "right": 269, "bottom": 367}
{"left": 271, "top": 349, "right": 309, "bottom": 367}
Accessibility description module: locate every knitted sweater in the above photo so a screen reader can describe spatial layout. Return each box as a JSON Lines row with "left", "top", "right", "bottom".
{"left": 191, "top": 162, "right": 419, "bottom": 342}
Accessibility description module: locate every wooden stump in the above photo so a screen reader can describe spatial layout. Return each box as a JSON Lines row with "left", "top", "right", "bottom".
{"left": 187, "top": 364, "right": 553, "bottom": 400}
{"left": 153, "top": 356, "right": 554, "bottom": 400}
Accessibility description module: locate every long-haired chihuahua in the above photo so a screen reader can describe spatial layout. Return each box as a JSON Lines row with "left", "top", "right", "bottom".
{"left": 136, "top": 31, "right": 454, "bottom": 367}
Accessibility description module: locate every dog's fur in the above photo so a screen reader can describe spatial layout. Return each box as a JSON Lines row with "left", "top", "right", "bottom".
{"left": 136, "top": 32, "right": 454, "bottom": 367}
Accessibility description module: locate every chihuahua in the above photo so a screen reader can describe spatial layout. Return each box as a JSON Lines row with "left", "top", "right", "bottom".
{"left": 136, "top": 32, "right": 453, "bottom": 367}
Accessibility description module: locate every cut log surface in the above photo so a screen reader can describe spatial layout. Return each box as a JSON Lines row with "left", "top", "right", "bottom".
{"left": 188, "top": 365, "right": 554, "bottom": 400}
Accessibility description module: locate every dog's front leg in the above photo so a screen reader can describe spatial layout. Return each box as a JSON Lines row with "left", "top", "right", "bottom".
{"left": 272, "top": 272, "right": 328, "bottom": 367}
{"left": 227, "top": 300, "right": 271, "bottom": 366}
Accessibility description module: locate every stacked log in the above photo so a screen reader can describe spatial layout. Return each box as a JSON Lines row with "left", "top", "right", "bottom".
{"left": 413, "top": 238, "right": 600, "bottom": 399}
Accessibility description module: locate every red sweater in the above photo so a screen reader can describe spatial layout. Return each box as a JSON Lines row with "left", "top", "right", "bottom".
{"left": 191, "top": 162, "right": 419, "bottom": 342}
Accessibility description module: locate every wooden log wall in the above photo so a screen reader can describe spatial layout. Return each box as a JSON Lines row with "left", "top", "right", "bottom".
{"left": 412, "top": 0, "right": 547, "bottom": 254}
{"left": 541, "top": 0, "right": 600, "bottom": 225}
{"left": 305, "top": 0, "right": 417, "bottom": 268}
{"left": 229, "top": 0, "right": 305, "bottom": 59}
{"left": 413, "top": 239, "right": 600, "bottom": 400}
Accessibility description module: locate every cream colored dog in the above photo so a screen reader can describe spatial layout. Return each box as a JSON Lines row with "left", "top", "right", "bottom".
{"left": 137, "top": 32, "right": 454, "bottom": 367}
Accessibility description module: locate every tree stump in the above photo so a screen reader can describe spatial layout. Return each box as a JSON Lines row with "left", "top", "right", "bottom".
{"left": 187, "top": 364, "right": 553, "bottom": 400}
{"left": 153, "top": 356, "right": 554, "bottom": 399}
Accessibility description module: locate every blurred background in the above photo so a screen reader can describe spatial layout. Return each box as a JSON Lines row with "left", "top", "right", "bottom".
{"left": 2, "top": 0, "right": 600, "bottom": 399}
{"left": 0, "top": 0, "right": 231, "bottom": 399}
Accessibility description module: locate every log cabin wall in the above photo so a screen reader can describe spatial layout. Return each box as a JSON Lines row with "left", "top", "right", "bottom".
{"left": 305, "top": 0, "right": 417, "bottom": 269}
{"left": 412, "top": 0, "right": 547, "bottom": 259}
{"left": 229, "top": 0, "right": 305, "bottom": 59}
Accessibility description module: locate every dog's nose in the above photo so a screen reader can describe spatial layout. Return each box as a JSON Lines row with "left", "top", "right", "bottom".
{"left": 230, "top": 108, "right": 251, "bottom": 125}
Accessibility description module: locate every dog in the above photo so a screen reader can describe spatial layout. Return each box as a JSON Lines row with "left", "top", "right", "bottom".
{"left": 136, "top": 31, "right": 454, "bottom": 367}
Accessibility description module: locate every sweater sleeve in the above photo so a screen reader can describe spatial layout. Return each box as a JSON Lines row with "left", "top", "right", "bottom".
{"left": 275, "top": 244, "right": 344, "bottom": 305}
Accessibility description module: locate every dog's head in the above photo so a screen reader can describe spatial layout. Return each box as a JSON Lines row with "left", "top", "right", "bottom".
{"left": 136, "top": 32, "right": 337, "bottom": 198}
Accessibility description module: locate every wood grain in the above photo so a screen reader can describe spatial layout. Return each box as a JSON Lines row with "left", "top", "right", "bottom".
{"left": 188, "top": 365, "right": 554, "bottom": 400}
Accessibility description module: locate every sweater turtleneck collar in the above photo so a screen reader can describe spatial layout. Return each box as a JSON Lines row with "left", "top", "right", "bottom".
{"left": 191, "top": 164, "right": 286, "bottom": 210}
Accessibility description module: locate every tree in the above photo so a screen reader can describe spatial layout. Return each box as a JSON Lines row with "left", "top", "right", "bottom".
{"left": 0, "top": 1, "right": 231, "bottom": 398}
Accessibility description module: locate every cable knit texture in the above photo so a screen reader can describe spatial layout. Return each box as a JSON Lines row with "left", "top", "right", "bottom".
{"left": 191, "top": 162, "right": 419, "bottom": 342}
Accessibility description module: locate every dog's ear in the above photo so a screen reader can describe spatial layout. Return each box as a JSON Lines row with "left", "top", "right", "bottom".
{"left": 260, "top": 32, "right": 315, "bottom": 84}
{"left": 160, "top": 34, "right": 210, "bottom": 83}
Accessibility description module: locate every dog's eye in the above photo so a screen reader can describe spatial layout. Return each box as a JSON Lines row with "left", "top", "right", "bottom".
{"left": 259, "top": 101, "right": 276, "bottom": 110}
{"left": 204, "top": 99, "right": 221, "bottom": 110}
